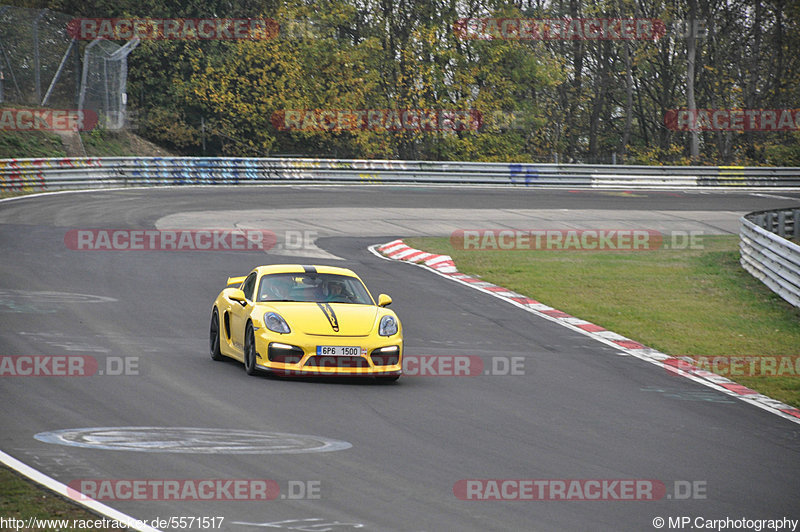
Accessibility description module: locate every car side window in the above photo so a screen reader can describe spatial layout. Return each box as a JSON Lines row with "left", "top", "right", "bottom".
{"left": 242, "top": 273, "right": 257, "bottom": 302}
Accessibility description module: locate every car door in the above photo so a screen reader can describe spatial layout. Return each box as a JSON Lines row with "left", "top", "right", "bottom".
{"left": 229, "top": 272, "right": 257, "bottom": 356}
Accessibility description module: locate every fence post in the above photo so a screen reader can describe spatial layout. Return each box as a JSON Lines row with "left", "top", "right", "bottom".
{"left": 778, "top": 211, "right": 786, "bottom": 238}
{"left": 201, "top": 116, "right": 206, "bottom": 155}
{"left": 33, "top": 9, "right": 47, "bottom": 103}
{"left": 794, "top": 210, "right": 800, "bottom": 240}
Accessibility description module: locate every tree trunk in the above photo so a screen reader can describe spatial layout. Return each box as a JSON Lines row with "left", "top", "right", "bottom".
{"left": 686, "top": 0, "right": 699, "bottom": 160}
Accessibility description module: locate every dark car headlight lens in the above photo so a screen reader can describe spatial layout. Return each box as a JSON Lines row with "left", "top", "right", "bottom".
{"left": 264, "top": 312, "right": 291, "bottom": 334}
{"left": 379, "top": 315, "right": 398, "bottom": 337}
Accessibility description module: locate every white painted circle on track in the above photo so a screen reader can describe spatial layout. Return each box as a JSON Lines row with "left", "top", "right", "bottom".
{"left": 0, "top": 290, "right": 117, "bottom": 304}
{"left": 34, "top": 427, "right": 352, "bottom": 454}
{"left": 0, "top": 290, "right": 116, "bottom": 314}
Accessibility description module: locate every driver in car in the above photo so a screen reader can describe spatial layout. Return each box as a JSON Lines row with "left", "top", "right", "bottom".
{"left": 325, "top": 280, "right": 351, "bottom": 302}
{"left": 263, "top": 277, "right": 293, "bottom": 301}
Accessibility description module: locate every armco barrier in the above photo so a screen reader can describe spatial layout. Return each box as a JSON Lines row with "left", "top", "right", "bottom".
{"left": 740, "top": 208, "right": 800, "bottom": 308}
{"left": 1, "top": 157, "right": 800, "bottom": 191}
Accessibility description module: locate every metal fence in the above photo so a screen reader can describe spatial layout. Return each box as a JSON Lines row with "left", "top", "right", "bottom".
{"left": 0, "top": 5, "right": 137, "bottom": 129}
{"left": 740, "top": 208, "right": 800, "bottom": 308}
{"left": 0, "top": 6, "right": 80, "bottom": 107}
{"left": 78, "top": 38, "right": 138, "bottom": 129}
{"left": 1, "top": 156, "right": 800, "bottom": 191}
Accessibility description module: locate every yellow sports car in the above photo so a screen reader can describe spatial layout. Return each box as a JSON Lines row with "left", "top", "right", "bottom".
{"left": 209, "top": 264, "right": 403, "bottom": 381}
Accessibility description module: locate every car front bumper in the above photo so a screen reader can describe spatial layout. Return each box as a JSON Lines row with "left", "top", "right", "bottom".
{"left": 254, "top": 329, "right": 403, "bottom": 377}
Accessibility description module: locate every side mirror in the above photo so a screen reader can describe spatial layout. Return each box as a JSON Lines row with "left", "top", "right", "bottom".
{"left": 378, "top": 294, "right": 392, "bottom": 307}
{"left": 229, "top": 288, "right": 247, "bottom": 305}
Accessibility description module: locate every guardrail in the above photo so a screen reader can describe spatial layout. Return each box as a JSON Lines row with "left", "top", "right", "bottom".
{"left": 1, "top": 157, "right": 800, "bottom": 191}
{"left": 740, "top": 208, "right": 800, "bottom": 308}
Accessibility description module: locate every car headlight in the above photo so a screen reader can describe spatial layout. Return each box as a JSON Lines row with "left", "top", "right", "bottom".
{"left": 264, "top": 312, "right": 291, "bottom": 334}
{"left": 379, "top": 315, "right": 398, "bottom": 336}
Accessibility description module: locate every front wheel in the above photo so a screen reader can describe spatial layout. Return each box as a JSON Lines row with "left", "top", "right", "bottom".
{"left": 244, "top": 323, "right": 258, "bottom": 376}
{"left": 210, "top": 308, "right": 224, "bottom": 361}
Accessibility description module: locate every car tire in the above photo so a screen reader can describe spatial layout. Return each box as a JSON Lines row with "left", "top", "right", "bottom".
{"left": 244, "top": 323, "right": 258, "bottom": 375}
{"left": 210, "top": 308, "right": 224, "bottom": 361}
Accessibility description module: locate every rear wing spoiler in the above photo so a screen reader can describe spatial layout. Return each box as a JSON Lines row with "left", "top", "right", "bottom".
{"left": 226, "top": 276, "right": 246, "bottom": 287}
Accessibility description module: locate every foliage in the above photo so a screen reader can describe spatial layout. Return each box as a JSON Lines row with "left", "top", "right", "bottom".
{"left": 4, "top": 0, "right": 798, "bottom": 164}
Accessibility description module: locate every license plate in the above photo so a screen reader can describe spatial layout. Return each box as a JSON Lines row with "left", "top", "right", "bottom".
{"left": 316, "top": 346, "right": 366, "bottom": 357}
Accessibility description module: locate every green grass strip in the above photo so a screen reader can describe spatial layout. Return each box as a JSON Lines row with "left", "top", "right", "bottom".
{"left": 404, "top": 235, "right": 800, "bottom": 407}
{"left": 0, "top": 464, "right": 127, "bottom": 531}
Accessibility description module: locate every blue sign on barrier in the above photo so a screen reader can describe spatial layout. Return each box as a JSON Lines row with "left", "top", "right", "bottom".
{"left": 509, "top": 163, "right": 538, "bottom": 185}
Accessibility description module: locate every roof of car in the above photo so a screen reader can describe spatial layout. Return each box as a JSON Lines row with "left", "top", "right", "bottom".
{"left": 253, "top": 264, "right": 359, "bottom": 277}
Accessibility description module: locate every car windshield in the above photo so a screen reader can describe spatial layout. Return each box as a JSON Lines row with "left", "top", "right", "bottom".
{"left": 257, "top": 272, "right": 374, "bottom": 304}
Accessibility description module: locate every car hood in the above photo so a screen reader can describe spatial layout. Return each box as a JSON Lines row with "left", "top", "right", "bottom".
{"left": 263, "top": 302, "right": 379, "bottom": 336}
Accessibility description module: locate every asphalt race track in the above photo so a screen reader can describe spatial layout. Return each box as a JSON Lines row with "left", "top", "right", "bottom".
{"left": 1, "top": 186, "right": 799, "bottom": 531}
